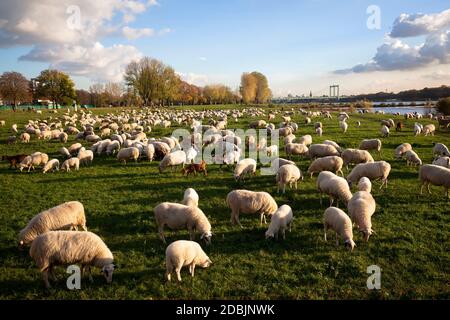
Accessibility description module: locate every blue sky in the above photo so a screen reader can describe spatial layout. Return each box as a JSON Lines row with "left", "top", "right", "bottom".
{"left": 0, "top": 0, "right": 449, "bottom": 96}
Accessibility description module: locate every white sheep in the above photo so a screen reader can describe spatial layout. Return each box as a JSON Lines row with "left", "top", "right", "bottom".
{"left": 265, "top": 205, "right": 293, "bottom": 240}
{"left": 42, "top": 159, "right": 59, "bottom": 173}
{"left": 307, "top": 156, "right": 344, "bottom": 178}
{"left": 308, "top": 144, "right": 340, "bottom": 159}
{"left": 20, "top": 132, "right": 30, "bottom": 143}
{"left": 154, "top": 202, "right": 212, "bottom": 244}
{"left": 347, "top": 161, "right": 391, "bottom": 189}
{"left": 165, "top": 240, "right": 212, "bottom": 282}
{"left": 19, "top": 201, "right": 87, "bottom": 246}
{"left": 419, "top": 164, "right": 450, "bottom": 198}
{"left": 394, "top": 143, "right": 412, "bottom": 159}
{"left": 414, "top": 122, "right": 423, "bottom": 136}
{"left": 233, "top": 158, "right": 257, "bottom": 181}
{"left": 432, "top": 156, "right": 450, "bottom": 169}
{"left": 433, "top": 143, "right": 450, "bottom": 158}
{"left": 59, "top": 147, "right": 71, "bottom": 158}
{"left": 159, "top": 150, "right": 186, "bottom": 172}
{"left": 359, "top": 139, "right": 382, "bottom": 157}
{"left": 323, "top": 140, "right": 342, "bottom": 153}
{"left": 341, "top": 149, "right": 374, "bottom": 170}
{"left": 298, "top": 135, "right": 312, "bottom": 146}
{"left": 316, "top": 127, "right": 323, "bottom": 136}
{"left": 357, "top": 177, "right": 372, "bottom": 193}
{"left": 145, "top": 143, "right": 155, "bottom": 161}
{"left": 77, "top": 147, "right": 94, "bottom": 166}
{"left": 347, "top": 189, "right": 376, "bottom": 241}
{"left": 226, "top": 189, "right": 278, "bottom": 227}
{"left": 59, "top": 132, "right": 68, "bottom": 143}
{"left": 61, "top": 157, "right": 80, "bottom": 172}
{"left": 381, "top": 125, "right": 389, "bottom": 137}
{"left": 68, "top": 143, "right": 83, "bottom": 155}
{"left": 323, "top": 207, "right": 355, "bottom": 251}
{"left": 117, "top": 147, "right": 139, "bottom": 164}
{"left": 276, "top": 164, "right": 303, "bottom": 193}
{"left": 317, "top": 171, "right": 353, "bottom": 207}
{"left": 265, "top": 145, "right": 278, "bottom": 157}
{"left": 340, "top": 120, "right": 348, "bottom": 133}
{"left": 285, "top": 143, "right": 308, "bottom": 159}
{"left": 182, "top": 188, "right": 199, "bottom": 207}
{"left": 423, "top": 124, "right": 435, "bottom": 136}
{"left": 30, "top": 231, "right": 114, "bottom": 288}
{"left": 404, "top": 150, "right": 422, "bottom": 166}
{"left": 106, "top": 140, "right": 120, "bottom": 155}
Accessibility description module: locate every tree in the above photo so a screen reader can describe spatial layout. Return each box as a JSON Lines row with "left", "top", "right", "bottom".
{"left": 437, "top": 97, "right": 450, "bottom": 115}
{"left": 35, "top": 69, "right": 76, "bottom": 108}
{"left": 251, "top": 72, "right": 271, "bottom": 104}
{"left": 76, "top": 89, "right": 91, "bottom": 105}
{"left": 104, "top": 82, "right": 124, "bottom": 106}
{"left": 0, "top": 71, "right": 30, "bottom": 111}
{"left": 240, "top": 71, "right": 271, "bottom": 104}
{"left": 89, "top": 83, "right": 105, "bottom": 108}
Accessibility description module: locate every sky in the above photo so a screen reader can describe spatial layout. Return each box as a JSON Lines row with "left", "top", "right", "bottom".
{"left": 0, "top": 0, "right": 449, "bottom": 97}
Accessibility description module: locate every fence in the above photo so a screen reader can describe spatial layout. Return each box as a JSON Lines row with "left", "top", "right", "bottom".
{"left": 0, "top": 105, "right": 94, "bottom": 111}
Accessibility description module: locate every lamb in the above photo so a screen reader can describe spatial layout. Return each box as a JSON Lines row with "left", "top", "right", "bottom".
{"left": 276, "top": 164, "right": 303, "bottom": 193}
{"left": 265, "top": 205, "right": 293, "bottom": 240}
{"left": 77, "top": 147, "right": 94, "bottom": 166}
{"left": 19, "top": 152, "right": 49, "bottom": 172}
{"left": 117, "top": 147, "right": 139, "bottom": 164}
{"left": 308, "top": 144, "right": 340, "bottom": 159}
{"left": 323, "top": 207, "right": 356, "bottom": 251}
{"left": 285, "top": 143, "right": 308, "bottom": 159}
{"left": 423, "top": 124, "right": 435, "bottom": 136}
{"left": 323, "top": 140, "right": 342, "bottom": 153}
{"left": 404, "top": 150, "right": 422, "bottom": 166}
{"left": 233, "top": 158, "right": 257, "bottom": 181}
{"left": 298, "top": 134, "right": 312, "bottom": 146}
{"left": 433, "top": 143, "right": 450, "bottom": 158}
{"left": 154, "top": 202, "right": 212, "bottom": 244}
{"left": 226, "top": 189, "right": 278, "bottom": 227}
{"left": 61, "top": 157, "right": 80, "bottom": 172}
{"left": 19, "top": 201, "right": 87, "bottom": 246}
{"left": 347, "top": 189, "right": 376, "bottom": 241}
{"left": 341, "top": 149, "right": 374, "bottom": 170}
{"left": 359, "top": 139, "right": 382, "bottom": 157}
{"left": 419, "top": 164, "right": 450, "bottom": 198}
{"left": 357, "top": 177, "right": 372, "bottom": 193}
{"left": 20, "top": 132, "right": 31, "bottom": 143}
{"left": 381, "top": 125, "right": 389, "bottom": 137}
{"left": 347, "top": 161, "right": 391, "bottom": 189}
{"left": 182, "top": 188, "right": 199, "bottom": 207}
{"left": 307, "top": 156, "right": 344, "bottom": 178}
{"left": 42, "top": 159, "right": 59, "bottom": 173}
{"left": 317, "top": 171, "right": 353, "bottom": 207}
{"left": 165, "top": 240, "right": 212, "bottom": 282}
{"left": 340, "top": 120, "right": 348, "bottom": 133}
{"left": 159, "top": 150, "right": 186, "bottom": 172}
{"left": 394, "top": 143, "right": 412, "bottom": 159}
{"left": 432, "top": 156, "right": 450, "bottom": 169}
{"left": 29, "top": 231, "right": 114, "bottom": 288}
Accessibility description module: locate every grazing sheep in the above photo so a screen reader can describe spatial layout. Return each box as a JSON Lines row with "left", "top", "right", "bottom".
{"left": 284, "top": 134, "right": 296, "bottom": 145}
{"left": 307, "top": 156, "right": 344, "bottom": 178}
{"left": 323, "top": 207, "right": 355, "bottom": 251}
{"left": 317, "top": 171, "right": 353, "bottom": 207}
{"left": 1, "top": 154, "right": 28, "bottom": 169}
{"left": 265, "top": 205, "right": 293, "bottom": 240}
{"left": 308, "top": 144, "right": 340, "bottom": 159}
{"left": 226, "top": 190, "right": 278, "bottom": 227}
{"left": 11, "top": 124, "right": 18, "bottom": 133}
{"left": 285, "top": 143, "right": 308, "bottom": 159}
{"left": 7, "top": 136, "right": 16, "bottom": 144}
{"left": 144, "top": 144, "right": 155, "bottom": 161}
{"left": 154, "top": 202, "right": 212, "bottom": 244}
{"left": 433, "top": 143, "right": 450, "bottom": 158}
{"left": 152, "top": 141, "right": 171, "bottom": 160}
{"left": 165, "top": 240, "right": 212, "bottom": 282}
{"left": 341, "top": 149, "right": 374, "bottom": 170}
{"left": 414, "top": 123, "right": 423, "bottom": 136}
{"left": 182, "top": 188, "right": 199, "bottom": 207}
{"left": 298, "top": 135, "right": 312, "bottom": 146}
{"left": 117, "top": 147, "right": 139, "bottom": 164}
{"left": 356, "top": 121, "right": 361, "bottom": 127}
{"left": 159, "top": 150, "right": 186, "bottom": 173}
{"left": 432, "top": 156, "right": 450, "bottom": 169}
{"left": 359, "top": 139, "right": 382, "bottom": 157}
{"left": 61, "top": 157, "right": 80, "bottom": 172}
{"left": 423, "top": 124, "right": 435, "bottom": 136}
{"left": 347, "top": 161, "right": 391, "bottom": 189}
{"left": 381, "top": 125, "right": 390, "bottom": 137}
{"left": 264, "top": 145, "right": 278, "bottom": 157}
{"left": 59, "top": 147, "right": 71, "bottom": 158}
{"left": 276, "top": 164, "right": 303, "bottom": 193}
{"left": 42, "top": 159, "right": 59, "bottom": 173}
{"left": 394, "top": 143, "right": 412, "bottom": 159}
{"left": 419, "top": 164, "right": 450, "bottom": 198}
{"left": 249, "top": 120, "right": 267, "bottom": 129}
{"left": 77, "top": 147, "right": 94, "bottom": 166}
{"left": 19, "top": 201, "right": 87, "bottom": 246}
{"left": 357, "top": 177, "right": 372, "bottom": 193}
{"left": 323, "top": 140, "right": 342, "bottom": 153}
{"left": 59, "top": 132, "right": 68, "bottom": 143}
{"left": 404, "top": 150, "right": 422, "bottom": 166}
{"left": 347, "top": 189, "right": 376, "bottom": 241}
{"left": 29, "top": 231, "right": 113, "bottom": 288}
{"left": 20, "top": 132, "right": 31, "bottom": 143}
{"left": 19, "top": 152, "right": 49, "bottom": 172}
{"left": 340, "top": 120, "right": 348, "bottom": 133}
{"left": 233, "top": 158, "right": 257, "bottom": 181}
{"left": 316, "top": 127, "right": 323, "bottom": 136}
{"left": 68, "top": 143, "right": 83, "bottom": 155}
{"left": 106, "top": 140, "right": 120, "bottom": 155}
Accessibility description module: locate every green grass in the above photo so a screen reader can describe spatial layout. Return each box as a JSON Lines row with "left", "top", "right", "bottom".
{"left": 0, "top": 105, "right": 449, "bottom": 300}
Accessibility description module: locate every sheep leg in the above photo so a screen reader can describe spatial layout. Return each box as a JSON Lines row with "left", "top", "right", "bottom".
{"left": 295, "top": 181, "right": 298, "bottom": 189}
{"left": 420, "top": 183, "right": 424, "bottom": 195}
{"left": 283, "top": 184, "right": 286, "bottom": 194}
{"left": 277, "top": 183, "right": 280, "bottom": 193}
{"left": 329, "top": 197, "right": 334, "bottom": 207}
{"left": 81, "top": 224, "right": 88, "bottom": 231}
{"left": 165, "top": 270, "right": 172, "bottom": 281}
{"left": 49, "top": 266, "right": 57, "bottom": 281}
{"left": 335, "top": 233, "right": 339, "bottom": 247}
{"left": 323, "top": 224, "right": 328, "bottom": 241}
{"left": 158, "top": 226, "right": 167, "bottom": 243}
{"left": 427, "top": 183, "right": 432, "bottom": 194}
{"left": 188, "top": 228, "right": 195, "bottom": 240}
{"left": 282, "top": 228, "right": 286, "bottom": 240}
{"left": 319, "top": 192, "right": 323, "bottom": 206}
{"left": 42, "top": 269, "right": 51, "bottom": 289}
{"left": 175, "top": 268, "right": 182, "bottom": 282}
{"left": 190, "top": 264, "right": 195, "bottom": 277}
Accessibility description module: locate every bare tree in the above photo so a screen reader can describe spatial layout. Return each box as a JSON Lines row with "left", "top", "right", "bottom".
{"left": 0, "top": 71, "right": 30, "bottom": 111}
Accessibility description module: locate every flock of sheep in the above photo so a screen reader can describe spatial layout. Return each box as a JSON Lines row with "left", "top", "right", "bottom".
{"left": 2, "top": 105, "right": 450, "bottom": 288}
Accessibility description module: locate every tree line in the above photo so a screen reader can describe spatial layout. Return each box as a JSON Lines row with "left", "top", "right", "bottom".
{"left": 0, "top": 56, "right": 272, "bottom": 109}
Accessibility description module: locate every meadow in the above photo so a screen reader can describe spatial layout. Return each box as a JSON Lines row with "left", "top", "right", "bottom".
{"left": 0, "top": 105, "right": 449, "bottom": 300}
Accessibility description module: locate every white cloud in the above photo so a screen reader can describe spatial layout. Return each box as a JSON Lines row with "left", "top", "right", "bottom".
{"left": 0, "top": 0, "right": 167, "bottom": 83}
{"left": 335, "top": 9, "right": 450, "bottom": 74}
{"left": 390, "top": 9, "right": 450, "bottom": 38}
{"left": 199, "top": 57, "right": 207, "bottom": 61}
{"left": 177, "top": 72, "right": 209, "bottom": 86}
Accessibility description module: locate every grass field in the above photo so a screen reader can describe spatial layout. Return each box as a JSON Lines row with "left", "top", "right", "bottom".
{"left": 0, "top": 105, "right": 449, "bottom": 300}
